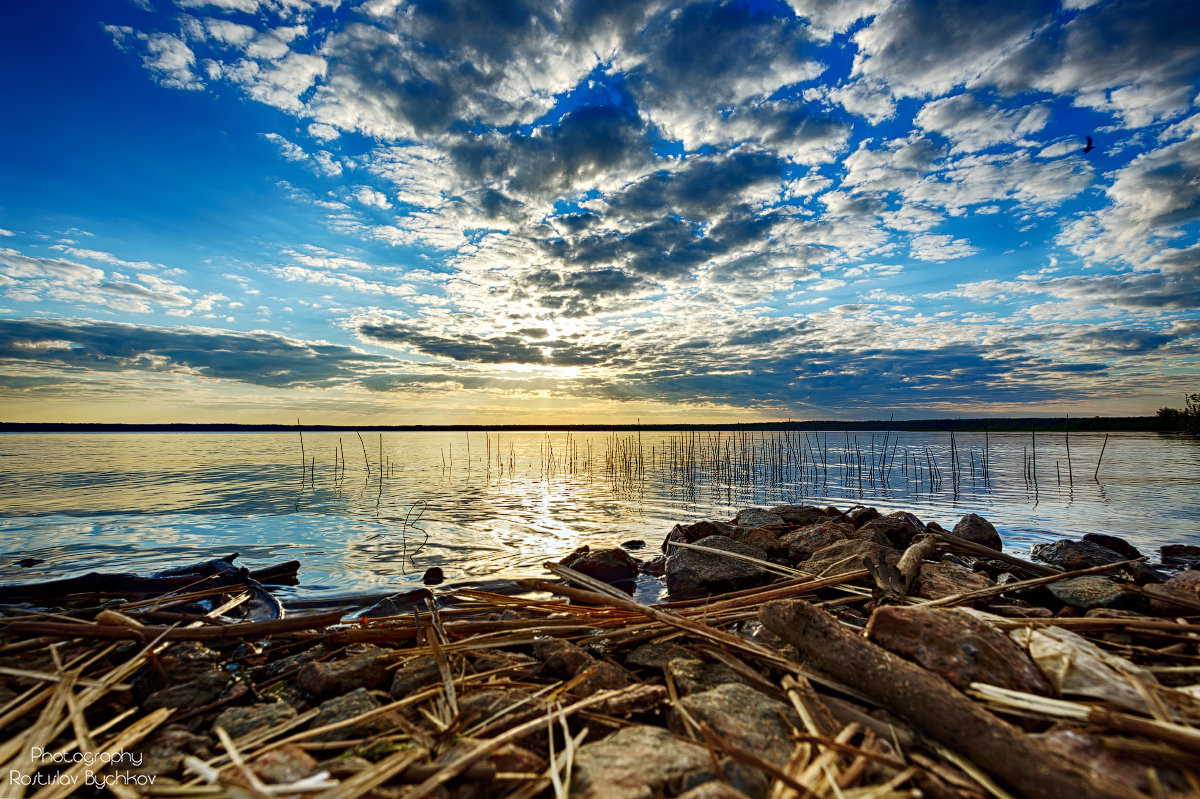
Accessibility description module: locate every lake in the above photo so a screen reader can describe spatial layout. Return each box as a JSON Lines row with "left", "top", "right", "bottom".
{"left": 1, "top": 429, "right": 1197, "bottom": 602}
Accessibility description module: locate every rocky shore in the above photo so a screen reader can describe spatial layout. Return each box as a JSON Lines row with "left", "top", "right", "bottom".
{"left": 2, "top": 503, "right": 1199, "bottom": 799}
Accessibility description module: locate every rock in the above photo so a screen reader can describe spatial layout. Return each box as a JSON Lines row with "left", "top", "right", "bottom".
{"left": 621, "top": 539, "right": 647, "bottom": 550}
{"left": 625, "top": 641, "right": 694, "bottom": 670}
{"left": 308, "top": 688, "right": 401, "bottom": 742}
{"left": 488, "top": 744, "right": 548, "bottom": 776}
{"left": 1047, "top": 576, "right": 1128, "bottom": 610}
{"left": 457, "top": 687, "right": 538, "bottom": 727}
{"left": 390, "top": 655, "right": 440, "bottom": 698}
{"left": 469, "top": 649, "right": 539, "bottom": 678}
{"left": 727, "top": 526, "right": 781, "bottom": 554}
{"left": 858, "top": 516, "right": 920, "bottom": 548}
{"left": 212, "top": 701, "right": 297, "bottom": 739}
{"left": 913, "top": 560, "right": 993, "bottom": 601}
{"left": 143, "top": 669, "right": 228, "bottom": 710}
{"left": 596, "top": 684, "right": 670, "bottom": 716}
{"left": 866, "top": 606, "right": 1051, "bottom": 695}
{"left": 128, "top": 726, "right": 212, "bottom": 778}
{"left": 676, "top": 783, "right": 754, "bottom": 799}
{"left": 533, "top": 637, "right": 595, "bottom": 676}
{"left": 297, "top": 644, "right": 393, "bottom": 698}
{"left": 849, "top": 506, "right": 880, "bottom": 527}
{"left": 1144, "top": 571, "right": 1200, "bottom": 614}
{"left": 663, "top": 520, "right": 736, "bottom": 553}
{"left": 951, "top": 513, "right": 1002, "bottom": 551}
{"left": 1082, "top": 533, "right": 1141, "bottom": 560}
{"left": 665, "top": 535, "right": 773, "bottom": 596}
{"left": 574, "top": 660, "right": 635, "bottom": 697}
{"left": 1160, "top": 544, "right": 1200, "bottom": 569}
{"left": 571, "top": 725, "right": 716, "bottom": 799}
{"left": 778, "top": 524, "right": 845, "bottom": 562}
{"left": 559, "top": 546, "right": 639, "bottom": 589}
{"left": 422, "top": 566, "right": 445, "bottom": 585}
{"left": 666, "top": 656, "right": 749, "bottom": 695}
{"left": 843, "top": 523, "right": 891, "bottom": 547}
{"left": 251, "top": 745, "right": 318, "bottom": 784}
{"left": 733, "top": 508, "right": 787, "bottom": 529}
{"left": 1032, "top": 540, "right": 1163, "bottom": 584}
{"left": 641, "top": 554, "right": 667, "bottom": 576}
{"left": 801, "top": 539, "right": 898, "bottom": 578}
{"left": 671, "top": 683, "right": 800, "bottom": 767}
{"left": 768, "top": 504, "right": 824, "bottom": 526}
{"left": 359, "top": 589, "right": 433, "bottom": 618}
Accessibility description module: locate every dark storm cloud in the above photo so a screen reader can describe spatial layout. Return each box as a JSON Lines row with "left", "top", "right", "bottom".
{"left": 0, "top": 318, "right": 392, "bottom": 388}
{"left": 356, "top": 320, "right": 626, "bottom": 366}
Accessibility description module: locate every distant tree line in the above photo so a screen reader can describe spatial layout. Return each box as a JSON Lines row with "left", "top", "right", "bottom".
{"left": 1157, "top": 393, "right": 1200, "bottom": 435}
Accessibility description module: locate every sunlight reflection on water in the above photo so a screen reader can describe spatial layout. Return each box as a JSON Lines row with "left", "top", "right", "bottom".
{"left": 0, "top": 430, "right": 1197, "bottom": 599}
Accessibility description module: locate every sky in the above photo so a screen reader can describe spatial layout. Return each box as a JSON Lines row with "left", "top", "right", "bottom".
{"left": 0, "top": 0, "right": 1198, "bottom": 425}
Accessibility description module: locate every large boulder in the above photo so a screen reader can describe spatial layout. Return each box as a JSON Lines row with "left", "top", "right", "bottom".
{"left": 559, "top": 546, "right": 639, "bottom": 589}
{"left": 778, "top": 523, "right": 845, "bottom": 562}
{"left": 663, "top": 520, "right": 736, "bottom": 553}
{"left": 768, "top": 504, "right": 825, "bottom": 526}
{"left": 951, "top": 513, "right": 1002, "bottom": 551}
{"left": 1032, "top": 539, "right": 1162, "bottom": 584}
{"left": 670, "top": 683, "right": 800, "bottom": 768}
{"left": 913, "top": 560, "right": 993, "bottom": 601}
{"left": 801, "top": 539, "right": 898, "bottom": 578}
{"left": 1144, "top": 571, "right": 1200, "bottom": 614}
{"left": 666, "top": 535, "right": 773, "bottom": 596}
{"left": 733, "top": 508, "right": 787, "bottom": 529}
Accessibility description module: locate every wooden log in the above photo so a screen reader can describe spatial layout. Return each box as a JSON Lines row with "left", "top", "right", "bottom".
{"left": 758, "top": 599, "right": 1146, "bottom": 799}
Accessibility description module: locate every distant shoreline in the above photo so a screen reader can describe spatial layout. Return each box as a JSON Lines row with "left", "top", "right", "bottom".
{"left": 0, "top": 417, "right": 1174, "bottom": 434}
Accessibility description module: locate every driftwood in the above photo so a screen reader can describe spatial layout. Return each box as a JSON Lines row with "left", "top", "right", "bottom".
{"left": 0, "top": 553, "right": 299, "bottom": 602}
{"left": 758, "top": 598, "right": 1145, "bottom": 799}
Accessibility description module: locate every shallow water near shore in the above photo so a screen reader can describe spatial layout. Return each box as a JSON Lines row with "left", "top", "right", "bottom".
{"left": 0, "top": 429, "right": 1197, "bottom": 602}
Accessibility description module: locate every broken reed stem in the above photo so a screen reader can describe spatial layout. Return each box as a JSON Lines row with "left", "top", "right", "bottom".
{"left": 356, "top": 431, "right": 371, "bottom": 475}
{"left": 1095, "top": 432, "right": 1109, "bottom": 480}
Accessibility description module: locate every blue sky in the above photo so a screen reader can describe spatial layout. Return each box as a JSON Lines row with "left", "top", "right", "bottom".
{"left": 1, "top": 0, "right": 1198, "bottom": 424}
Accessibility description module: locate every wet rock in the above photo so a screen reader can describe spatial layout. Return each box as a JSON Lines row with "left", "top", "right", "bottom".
{"left": 533, "top": 637, "right": 595, "bottom": 676}
{"left": 951, "top": 513, "right": 1002, "bottom": 551}
{"left": 727, "top": 526, "right": 781, "bottom": 554}
{"left": 571, "top": 724, "right": 716, "bottom": 799}
{"left": 733, "top": 508, "right": 787, "bottom": 529}
{"left": 359, "top": 589, "right": 434, "bottom": 618}
{"left": 251, "top": 744, "right": 318, "bottom": 784}
{"left": 778, "top": 524, "right": 845, "bottom": 562}
{"left": 801, "top": 539, "right": 898, "bottom": 578}
{"left": 625, "top": 641, "right": 694, "bottom": 670}
{"left": 422, "top": 566, "right": 445, "bottom": 585}
{"left": 212, "top": 700, "right": 297, "bottom": 739}
{"left": 1144, "top": 571, "right": 1200, "bottom": 614}
{"left": 663, "top": 520, "right": 736, "bottom": 553}
{"left": 297, "top": 644, "right": 393, "bottom": 698}
{"left": 768, "top": 504, "right": 824, "bottom": 527}
{"left": 1047, "top": 576, "right": 1127, "bottom": 610}
{"left": 143, "top": 669, "right": 229, "bottom": 710}
{"left": 559, "top": 546, "right": 639, "bottom": 589}
{"left": 390, "top": 655, "right": 441, "bottom": 698}
{"left": 1160, "top": 544, "right": 1200, "bottom": 569}
{"left": 1032, "top": 540, "right": 1163, "bottom": 584}
{"left": 672, "top": 683, "right": 800, "bottom": 767}
{"left": 914, "top": 560, "right": 993, "bottom": 601}
{"left": 666, "top": 535, "right": 773, "bottom": 596}
{"left": 666, "top": 656, "right": 749, "bottom": 695}
{"left": 621, "top": 539, "right": 647, "bottom": 550}
{"left": 1082, "top": 533, "right": 1141, "bottom": 560}
{"left": 866, "top": 606, "right": 1051, "bottom": 695}
{"left": 641, "top": 554, "right": 667, "bottom": 576}
{"left": 849, "top": 506, "right": 880, "bottom": 527}
{"left": 858, "top": 515, "right": 920, "bottom": 549}
{"left": 308, "top": 687, "right": 401, "bottom": 742}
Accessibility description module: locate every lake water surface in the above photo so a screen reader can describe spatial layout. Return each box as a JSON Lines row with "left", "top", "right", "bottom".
{"left": 1, "top": 430, "right": 1197, "bottom": 601}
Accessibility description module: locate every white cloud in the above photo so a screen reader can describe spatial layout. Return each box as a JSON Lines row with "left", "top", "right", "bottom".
{"left": 916, "top": 93, "right": 1050, "bottom": 152}
{"left": 909, "top": 234, "right": 979, "bottom": 261}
